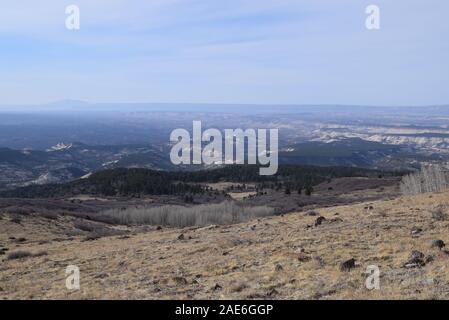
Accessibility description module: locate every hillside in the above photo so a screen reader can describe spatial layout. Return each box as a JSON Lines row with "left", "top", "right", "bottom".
{"left": 0, "top": 165, "right": 392, "bottom": 198}
{"left": 1, "top": 190, "right": 449, "bottom": 299}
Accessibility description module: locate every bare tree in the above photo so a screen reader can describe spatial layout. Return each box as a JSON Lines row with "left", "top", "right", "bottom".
{"left": 98, "top": 201, "right": 274, "bottom": 227}
{"left": 400, "top": 165, "right": 449, "bottom": 195}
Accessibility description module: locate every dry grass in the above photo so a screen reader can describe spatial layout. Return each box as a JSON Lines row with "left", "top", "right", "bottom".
{"left": 1, "top": 191, "right": 449, "bottom": 299}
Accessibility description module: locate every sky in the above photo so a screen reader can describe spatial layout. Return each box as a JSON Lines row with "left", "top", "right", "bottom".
{"left": 0, "top": 0, "right": 448, "bottom": 106}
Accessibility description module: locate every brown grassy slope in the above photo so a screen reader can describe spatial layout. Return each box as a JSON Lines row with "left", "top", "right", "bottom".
{"left": 1, "top": 191, "right": 449, "bottom": 299}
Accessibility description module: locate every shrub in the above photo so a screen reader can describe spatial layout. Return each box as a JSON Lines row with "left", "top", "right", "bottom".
{"left": 33, "top": 250, "right": 48, "bottom": 257}
{"left": 98, "top": 201, "right": 274, "bottom": 228}
{"left": 74, "top": 220, "right": 96, "bottom": 232}
{"left": 10, "top": 216, "right": 22, "bottom": 224}
{"left": 7, "top": 251, "right": 32, "bottom": 260}
{"left": 432, "top": 206, "right": 447, "bottom": 221}
{"left": 40, "top": 211, "right": 58, "bottom": 220}
{"left": 7, "top": 207, "right": 34, "bottom": 215}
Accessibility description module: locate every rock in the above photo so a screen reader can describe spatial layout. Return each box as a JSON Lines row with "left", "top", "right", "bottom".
{"left": 430, "top": 239, "right": 445, "bottom": 250}
{"left": 340, "top": 258, "right": 356, "bottom": 272}
{"left": 267, "top": 288, "right": 279, "bottom": 297}
{"left": 409, "top": 250, "right": 425, "bottom": 261}
{"left": 250, "top": 225, "right": 256, "bottom": 231}
{"left": 274, "top": 264, "right": 283, "bottom": 272}
{"left": 156, "top": 226, "right": 162, "bottom": 230}
{"left": 314, "top": 256, "right": 325, "bottom": 267}
{"left": 410, "top": 226, "right": 423, "bottom": 235}
{"left": 212, "top": 283, "right": 222, "bottom": 291}
{"left": 298, "top": 253, "right": 311, "bottom": 262}
{"left": 177, "top": 234, "right": 185, "bottom": 240}
{"left": 305, "top": 210, "right": 318, "bottom": 216}
{"left": 402, "top": 250, "right": 426, "bottom": 268}
{"left": 314, "top": 216, "right": 326, "bottom": 227}
{"left": 329, "top": 217, "right": 343, "bottom": 223}
{"left": 172, "top": 276, "right": 188, "bottom": 285}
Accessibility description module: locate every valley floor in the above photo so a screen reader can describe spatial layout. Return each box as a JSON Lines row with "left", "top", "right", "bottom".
{"left": 1, "top": 191, "right": 449, "bottom": 299}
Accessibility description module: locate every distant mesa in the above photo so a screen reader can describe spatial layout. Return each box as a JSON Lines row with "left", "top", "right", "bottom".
{"left": 47, "top": 142, "right": 73, "bottom": 152}
{"left": 46, "top": 99, "right": 90, "bottom": 107}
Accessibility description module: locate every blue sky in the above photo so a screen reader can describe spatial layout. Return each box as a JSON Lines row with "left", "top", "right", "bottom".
{"left": 0, "top": 0, "right": 448, "bottom": 105}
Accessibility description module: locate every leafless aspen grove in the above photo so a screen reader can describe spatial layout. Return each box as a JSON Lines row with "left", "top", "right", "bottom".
{"left": 400, "top": 165, "right": 449, "bottom": 195}
{"left": 99, "top": 202, "right": 274, "bottom": 227}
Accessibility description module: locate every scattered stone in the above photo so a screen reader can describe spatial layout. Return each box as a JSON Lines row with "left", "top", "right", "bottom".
{"left": 410, "top": 250, "right": 425, "bottom": 260}
{"left": 402, "top": 250, "right": 426, "bottom": 268}
{"left": 305, "top": 210, "right": 318, "bottom": 216}
{"left": 425, "top": 255, "right": 435, "bottom": 264}
{"left": 298, "top": 253, "right": 311, "bottom": 262}
{"left": 212, "top": 283, "right": 222, "bottom": 291}
{"left": 250, "top": 225, "right": 256, "bottom": 231}
{"left": 314, "top": 256, "right": 325, "bottom": 267}
{"left": 314, "top": 216, "right": 326, "bottom": 227}
{"left": 430, "top": 239, "right": 445, "bottom": 250}
{"left": 410, "top": 226, "right": 423, "bottom": 235}
{"left": 172, "top": 276, "right": 188, "bottom": 285}
{"left": 177, "top": 234, "right": 185, "bottom": 240}
{"left": 340, "top": 258, "right": 356, "bottom": 272}
{"left": 274, "top": 264, "right": 283, "bottom": 272}
{"left": 156, "top": 226, "right": 163, "bottom": 230}
{"left": 95, "top": 272, "right": 109, "bottom": 279}
{"left": 267, "top": 288, "right": 279, "bottom": 297}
